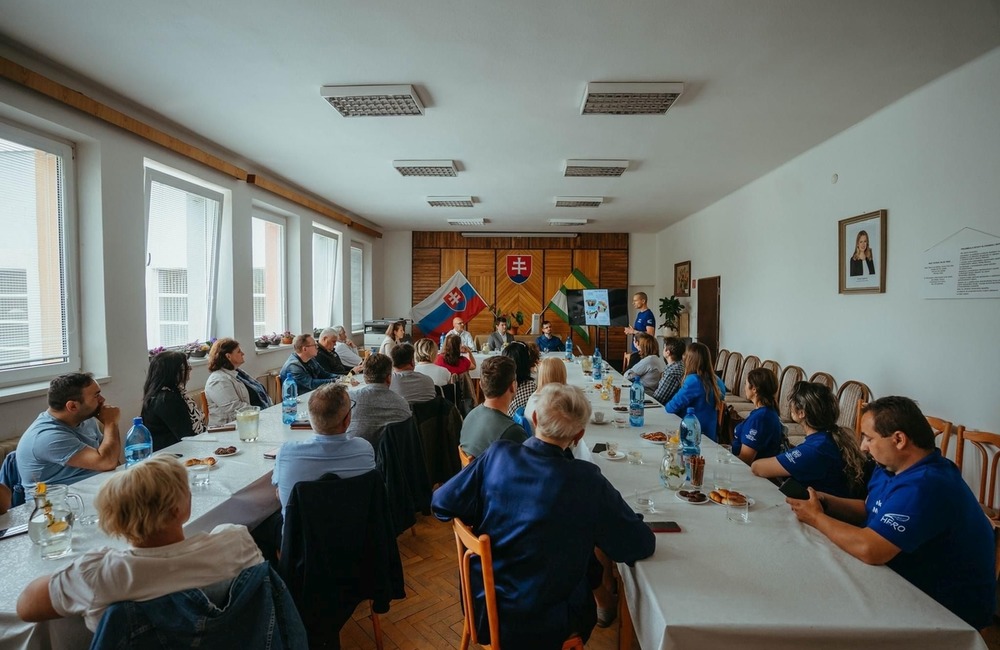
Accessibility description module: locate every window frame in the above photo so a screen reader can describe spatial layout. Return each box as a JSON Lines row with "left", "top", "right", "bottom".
{"left": 0, "top": 119, "right": 80, "bottom": 388}
{"left": 250, "top": 209, "right": 287, "bottom": 337}
{"left": 350, "top": 243, "right": 365, "bottom": 334}
{"left": 311, "top": 223, "right": 340, "bottom": 330}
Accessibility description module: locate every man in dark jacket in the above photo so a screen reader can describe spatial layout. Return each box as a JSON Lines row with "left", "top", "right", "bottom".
{"left": 279, "top": 334, "right": 340, "bottom": 394}
{"left": 316, "top": 328, "right": 362, "bottom": 375}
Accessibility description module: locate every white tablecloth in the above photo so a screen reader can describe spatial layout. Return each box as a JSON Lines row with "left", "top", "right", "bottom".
{"left": 565, "top": 357, "right": 985, "bottom": 650}
{"left": 0, "top": 400, "right": 313, "bottom": 650}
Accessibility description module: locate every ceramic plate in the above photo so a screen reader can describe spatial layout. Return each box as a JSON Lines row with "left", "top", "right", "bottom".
{"left": 590, "top": 419, "right": 609, "bottom": 426}
{"left": 599, "top": 450, "right": 626, "bottom": 461}
{"left": 612, "top": 406, "right": 628, "bottom": 413}
{"left": 708, "top": 491, "right": 755, "bottom": 507}
{"left": 639, "top": 431, "right": 669, "bottom": 445}
{"left": 675, "top": 490, "right": 711, "bottom": 505}
{"left": 214, "top": 448, "right": 241, "bottom": 457}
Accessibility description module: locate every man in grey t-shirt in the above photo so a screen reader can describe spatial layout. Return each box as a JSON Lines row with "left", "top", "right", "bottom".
{"left": 389, "top": 344, "right": 436, "bottom": 405}
{"left": 16, "top": 372, "right": 122, "bottom": 488}
{"left": 459, "top": 356, "right": 527, "bottom": 458}
{"left": 346, "top": 354, "right": 411, "bottom": 445}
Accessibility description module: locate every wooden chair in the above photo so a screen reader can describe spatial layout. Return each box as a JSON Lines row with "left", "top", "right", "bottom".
{"left": 808, "top": 371, "right": 837, "bottom": 394}
{"left": 725, "top": 355, "right": 760, "bottom": 404}
{"left": 459, "top": 446, "right": 474, "bottom": 468}
{"left": 715, "top": 349, "right": 730, "bottom": 376}
{"left": 720, "top": 351, "right": 743, "bottom": 397}
{"left": 954, "top": 428, "right": 1000, "bottom": 517}
{"left": 198, "top": 391, "right": 209, "bottom": 423}
{"left": 835, "top": 380, "right": 872, "bottom": 433}
{"left": 776, "top": 365, "right": 806, "bottom": 423}
{"left": 452, "top": 518, "right": 585, "bottom": 650}
{"left": 926, "top": 416, "right": 954, "bottom": 459}
{"left": 760, "top": 359, "right": 781, "bottom": 379}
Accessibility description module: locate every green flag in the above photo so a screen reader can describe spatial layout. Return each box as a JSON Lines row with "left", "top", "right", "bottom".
{"left": 546, "top": 268, "right": 595, "bottom": 344}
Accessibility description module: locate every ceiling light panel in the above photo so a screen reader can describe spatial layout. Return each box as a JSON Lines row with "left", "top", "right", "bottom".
{"left": 555, "top": 196, "right": 603, "bottom": 208}
{"left": 428, "top": 196, "right": 474, "bottom": 207}
{"left": 447, "top": 218, "right": 485, "bottom": 226}
{"left": 581, "top": 82, "right": 684, "bottom": 115}
{"left": 548, "top": 218, "right": 589, "bottom": 226}
{"left": 320, "top": 84, "right": 424, "bottom": 117}
{"left": 564, "top": 159, "right": 630, "bottom": 177}
{"left": 392, "top": 160, "right": 457, "bottom": 177}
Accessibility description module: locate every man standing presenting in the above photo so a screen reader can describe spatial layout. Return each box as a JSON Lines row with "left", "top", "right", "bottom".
{"left": 389, "top": 343, "right": 436, "bottom": 404}
{"left": 535, "top": 320, "right": 563, "bottom": 353}
{"left": 459, "top": 356, "right": 527, "bottom": 458}
{"left": 487, "top": 317, "right": 514, "bottom": 352}
{"left": 788, "top": 396, "right": 995, "bottom": 630}
{"left": 623, "top": 292, "right": 656, "bottom": 369}
{"left": 433, "top": 384, "right": 655, "bottom": 648}
{"left": 346, "top": 354, "right": 411, "bottom": 445}
{"left": 279, "top": 333, "right": 340, "bottom": 394}
{"left": 17, "top": 373, "right": 122, "bottom": 488}
{"left": 316, "top": 328, "right": 362, "bottom": 375}
{"left": 447, "top": 317, "right": 476, "bottom": 351}
{"left": 273, "top": 384, "right": 376, "bottom": 516}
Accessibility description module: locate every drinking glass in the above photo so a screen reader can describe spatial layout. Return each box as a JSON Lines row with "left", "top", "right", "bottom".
{"left": 627, "top": 450, "right": 643, "bottom": 465}
{"left": 606, "top": 441, "right": 619, "bottom": 458}
{"left": 612, "top": 386, "right": 622, "bottom": 404}
{"left": 634, "top": 490, "right": 656, "bottom": 513}
{"left": 712, "top": 466, "right": 733, "bottom": 491}
{"left": 727, "top": 498, "right": 750, "bottom": 524}
{"left": 237, "top": 406, "right": 260, "bottom": 442}
{"left": 188, "top": 464, "right": 211, "bottom": 487}
{"left": 717, "top": 444, "right": 733, "bottom": 464}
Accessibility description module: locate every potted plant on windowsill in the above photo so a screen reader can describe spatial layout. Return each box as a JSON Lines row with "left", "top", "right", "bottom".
{"left": 254, "top": 337, "right": 271, "bottom": 349}
{"left": 280, "top": 330, "right": 294, "bottom": 345}
{"left": 148, "top": 346, "right": 166, "bottom": 359}
{"left": 185, "top": 340, "right": 210, "bottom": 358}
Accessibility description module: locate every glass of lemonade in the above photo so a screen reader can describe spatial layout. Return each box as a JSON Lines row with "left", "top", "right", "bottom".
{"left": 236, "top": 406, "right": 260, "bottom": 442}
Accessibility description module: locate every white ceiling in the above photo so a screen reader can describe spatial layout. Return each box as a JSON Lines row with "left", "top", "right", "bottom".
{"left": 1, "top": 0, "right": 998, "bottom": 234}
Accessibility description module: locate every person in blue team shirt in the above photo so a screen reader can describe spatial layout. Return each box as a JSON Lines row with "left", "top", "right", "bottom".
{"left": 788, "top": 396, "right": 996, "bottom": 630}
{"left": 751, "top": 382, "right": 868, "bottom": 498}
{"left": 664, "top": 342, "right": 726, "bottom": 442}
{"left": 279, "top": 333, "right": 340, "bottom": 394}
{"left": 535, "top": 320, "right": 564, "bottom": 353}
{"left": 732, "top": 368, "right": 784, "bottom": 464}
{"left": 623, "top": 292, "right": 655, "bottom": 369}
{"left": 433, "top": 384, "right": 655, "bottom": 649}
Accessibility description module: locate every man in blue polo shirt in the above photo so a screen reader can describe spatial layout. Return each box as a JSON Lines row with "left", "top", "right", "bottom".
{"left": 787, "top": 396, "right": 995, "bottom": 630}
{"left": 623, "top": 292, "right": 655, "bottom": 369}
{"left": 535, "top": 320, "right": 563, "bottom": 353}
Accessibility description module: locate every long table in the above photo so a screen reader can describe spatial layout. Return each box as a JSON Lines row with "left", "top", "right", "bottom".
{"left": 565, "top": 357, "right": 986, "bottom": 650}
{"left": 0, "top": 400, "right": 313, "bottom": 649}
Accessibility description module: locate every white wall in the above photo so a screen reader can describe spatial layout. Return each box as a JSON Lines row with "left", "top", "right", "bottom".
{"left": 0, "top": 51, "right": 379, "bottom": 441}
{"left": 653, "top": 47, "right": 1000, "bottom": 431}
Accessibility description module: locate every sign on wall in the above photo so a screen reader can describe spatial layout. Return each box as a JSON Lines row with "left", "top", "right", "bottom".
{"left": 921, "top": 227, "right": 1000, "bottom": 299}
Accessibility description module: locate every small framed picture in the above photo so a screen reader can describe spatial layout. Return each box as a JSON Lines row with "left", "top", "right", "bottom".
{"left": 839, "top": 210, "right": 887, "bottom": 294}
{"left": 674, "top": 261, "right": 691, "bottom": 297}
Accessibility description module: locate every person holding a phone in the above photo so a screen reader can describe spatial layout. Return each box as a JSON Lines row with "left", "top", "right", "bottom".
{"left": 750, "top": 382, "right": 868, "bottom": 498}
{"left": 786, "top": 396, "right": 995, "bottom": 631}
{"left": 731, "top": 368, "right": 784, "bottom": 464}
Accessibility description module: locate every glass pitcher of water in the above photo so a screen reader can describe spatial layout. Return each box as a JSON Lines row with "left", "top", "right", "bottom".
{"left": 28, "top": 483, "right": 81, "bottom": 559}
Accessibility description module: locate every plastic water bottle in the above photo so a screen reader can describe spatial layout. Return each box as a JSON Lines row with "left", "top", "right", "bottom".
{"left": 592, "top": 348, "right": 603, "bottom": 382}
{"left": 439, "top": 332, "right": 446, "bottom": 349}
{"left": 680, "top": 407, "right": 702, "bottom": 457}
{"left": 629, "top": 376, "right": 645, "bottom": 427}
{"left": 124, "top": 417, "right": 152, "bottom": 467}
{"left": 565, "top": 335, "right": 573, "bottom": 361}
{"left": 281, "top": 376, "right": 298, "bottom": 425}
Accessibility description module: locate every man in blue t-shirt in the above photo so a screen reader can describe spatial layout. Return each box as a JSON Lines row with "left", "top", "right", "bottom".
{"left": 623, "top": 292, "right": 655, "bottom": 369}
{"left": 535, "top": 320, "right": 563, "bottom": 353}
{"left": 787, "top": 396, "right": 995, "bottom": 630}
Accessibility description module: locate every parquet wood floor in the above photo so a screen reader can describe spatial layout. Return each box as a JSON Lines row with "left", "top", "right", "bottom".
{"left": 338, "top": 515, "right": 627, "bottom": 649}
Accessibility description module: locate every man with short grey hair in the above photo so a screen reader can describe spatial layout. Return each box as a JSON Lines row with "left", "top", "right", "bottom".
{"left": 333, "top": 325, "right": 363, "bottom": 367}
{"left": 316, "top": 328, "right": 362, "bottom": 375}
{"left": 346, "top": 354, "right": 411, "bottom": 444}
{"left": 432, "top": 383, "right": 655, "bottom": 648}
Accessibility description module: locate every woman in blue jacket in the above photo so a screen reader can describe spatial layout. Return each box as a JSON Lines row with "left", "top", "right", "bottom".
{"left": 732, "top": 368, "right": 784, "bottom": 463}
{"left": 664, "top": 342, "right": 726, "bottom": 442}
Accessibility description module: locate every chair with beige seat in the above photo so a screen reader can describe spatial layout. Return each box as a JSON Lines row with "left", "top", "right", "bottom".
{"left": 835, "top": 380, "right": 872, "bottom": 440}
{"left": 953, "top": 427, "right": 1000, "bottom": 578}
{"left": 808, "top": 371, "right": 837, "bottom": 394}
{"left": 720, "top": 351, "right": 743, "bottom": 397}
{"left": 453, "top": 518, "right": 585, "bottom": 650}
{"left": 725, "top": 355, "right": 760, "bottom": 407}
{"left": 715, "top": 349, "right": 730, "bottom": 376}
{"left": 926, "top": 416, "right": 954, "bottom": 459}
{"left": 776, "top": 365, "right": 807, "bottom": 445}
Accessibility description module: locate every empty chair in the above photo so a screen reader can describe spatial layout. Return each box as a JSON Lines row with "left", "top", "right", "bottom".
{"left": 954, "top": 428, "right": 1000, "bottom": 518}
{"left": 725, "top": 355, "right": 761, "bottom": 405}
{"left": 926, "top": 416, "right": 955, "bottom": 459}
{"left": 715, "top": 349, "right": 730, "bottom": 376}
{"left": 721, "top": 351, "right": 743, "bottom": 395}
{"left": 452, "top": 518, "right": 584, "bottom": 650}
{"left": 808, "top": 371, "right": 838, "bottom": 394}
{"left": 835, "top": 380, "right": 873, "bottom": 434}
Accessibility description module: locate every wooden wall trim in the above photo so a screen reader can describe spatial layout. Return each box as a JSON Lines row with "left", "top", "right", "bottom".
{"left": 1, "top": 56, "right": 382, "bottom": 239}
{"left": 412, "top": 231, "right": 627, "bottom": 249}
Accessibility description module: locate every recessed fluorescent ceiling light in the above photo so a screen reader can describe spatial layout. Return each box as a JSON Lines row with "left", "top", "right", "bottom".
{"left": 564, "top": 159, "right": 630, "bottom": 177}
{"left": 320, "top": 84, "right": 424, "bottom": 117}
{"left": 428, "top": 196, "right": 474, "bottom": 207}
{"left": 462, "top": 232, "right": 578, "bottom": 238}
{"left": 447, "top": 218, "right": 486, "bottom": 226}
{"left": 581, "top": 82, "right": 684, "bottom": 115}
{"left": 548, "top": 218, "right": 589, "bottom": 226}
{"left": 393, "top": 160, "right": 457, "bottom": 176}
{"left": 555, "top": 196, "right": 603, "bottom": 208}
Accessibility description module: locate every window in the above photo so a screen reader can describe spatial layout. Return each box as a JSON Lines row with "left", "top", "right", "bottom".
{"left": 0, "top": 122, "right": 78, "bottom": 386}
{"left": 312, "top": 227, "right": 338, "bottom": 328}
{"left": 144, "top": 169, "right": 222, "bottom": 349}
{"left": 350, "top": 244, "right": 364, "bottom": 333}
{"left": 251, "top": 213, "right": 286, "bottom": 337}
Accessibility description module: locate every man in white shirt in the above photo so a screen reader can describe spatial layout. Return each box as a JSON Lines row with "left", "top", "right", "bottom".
{"left": 389, "top": 343, "right": 437, "bottom": 404}
{"left": 333, "top": 325, "right": 363, "bottom": 367}
{"left": 17, "top": 456, "right": 262, "bottom": 631}
{"left": 447, "top": 316, "right": 476, "bottom": 351}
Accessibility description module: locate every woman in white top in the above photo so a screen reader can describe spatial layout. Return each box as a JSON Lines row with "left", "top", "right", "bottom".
{"left": 413, "top": 338, "right": 451, "bottom": 386}
{"left": 522, "top": 356, "right": 567, "bottom": 424}
{"left": 625, "top": 334, "right": 666, "bottom": 393}
{"left": 204, "top": 338, "right": 254, "bottom": 426}
{"left": 379, "top": 321, "right": 405, "bottom": 357}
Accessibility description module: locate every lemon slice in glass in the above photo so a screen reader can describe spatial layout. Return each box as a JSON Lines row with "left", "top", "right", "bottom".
{"left": 47, "top": 520, "right": 69, "bottom": 534}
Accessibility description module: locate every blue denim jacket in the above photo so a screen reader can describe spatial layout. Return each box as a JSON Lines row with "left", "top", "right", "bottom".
{"left": 89, "top": 562, "right": 307, "bottom": 649}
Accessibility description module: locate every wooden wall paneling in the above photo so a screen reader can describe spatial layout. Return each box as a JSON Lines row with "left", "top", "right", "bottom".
{"left": 411, "top": 249, "right": 441, "bottom": 304}
{"left": 577, "top": 233, "right": 628, "bottom": 249}
{"left": 439, "top": 249, "right": 467, "bottom": 282}
{"left": 467, "top": 249, "right": 496, "bottom": 337}
{"left": 494, "top": 249, "right": 543, "bottom": 334}
{"left": 600, "top": 249, "right": 630, "bottom": 368}
{"left": 542, "top": 250, "right": 573, "bottom": 342}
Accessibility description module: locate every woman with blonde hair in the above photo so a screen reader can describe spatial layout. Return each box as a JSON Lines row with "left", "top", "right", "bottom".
{"left": 849, "top": 230, "right": 875, "bottom": 276}
{"left": 664, "top": 342, "right": 726, "bottom": 442}
{"left": 751, "top": 381, "right": 869, "bottom": 498}
{"left": 413, "top": 338, "right": 451, "bottom": 386}
{"left": 625, "top": 334, "right": 665, "bottom": 393}
{"left": 523, "top": 357, "right": 568, "bottom": 423}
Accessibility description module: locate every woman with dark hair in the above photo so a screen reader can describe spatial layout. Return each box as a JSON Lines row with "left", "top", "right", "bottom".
{"left": 435, "top": 334, "right": 476, "bottom": 375}
{"left": 732, "top": 368, "right": 784, "bottom": 464}
{"left": 204, "top": 338, "right": 272, "bottom": 426}
{"left": 664, "top": 342, "right": 726, "bottom": 442}
{"left": 503, "top": 342, "right": 537, "bottom": 417}
{"left": 379, "top": 321, "right": 406, "bottom": 356}
{"left": 141, "top": 351, "right": 205, "bottom": 451}
{"left": 625, "top": 334, "right": 665, "bottom": 393}
{"left": 849, "top": 230, "right": 875, "bottom": 276}
{"left": 751, "top": 381, "right": 868, "bottom": 498}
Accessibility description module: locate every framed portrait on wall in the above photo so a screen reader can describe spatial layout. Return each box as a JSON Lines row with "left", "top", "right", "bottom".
{"left": 839, "top": 210, "right": 887, "bottom": 294}
{"left": 674, "top": 260, "right": 691, "bottom": 297}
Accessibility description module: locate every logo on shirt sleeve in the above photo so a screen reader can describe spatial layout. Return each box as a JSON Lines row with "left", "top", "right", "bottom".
{"left": 746, "top": 428, "right": 758, "bottom": 442}
{"left": 784, "top": 449, "right": 802, "bottom": 463}
{"left": 880, "top": 513, "right": 909, "bottom": 532}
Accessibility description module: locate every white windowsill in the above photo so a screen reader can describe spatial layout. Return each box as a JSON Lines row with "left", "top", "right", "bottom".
{"left": 0, "top": 374, "right": 112, "bottom": 405}
{"left": 254, "top": 343, "right": 293, "bottom": 356}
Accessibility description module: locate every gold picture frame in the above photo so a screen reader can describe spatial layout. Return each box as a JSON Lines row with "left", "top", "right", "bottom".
{"left": 674, "top": 260, "right": 691, "bottom": 297}
{"left": 839, "top": 210, "right": 887, "bottom": 294}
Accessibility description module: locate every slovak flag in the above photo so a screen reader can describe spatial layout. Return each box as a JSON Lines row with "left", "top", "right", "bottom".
{"left": 410, "top": 271, "right": 488, "bottom": 337}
